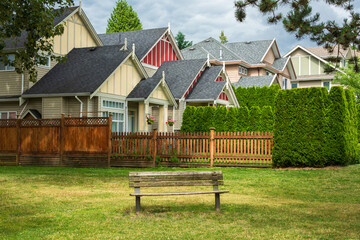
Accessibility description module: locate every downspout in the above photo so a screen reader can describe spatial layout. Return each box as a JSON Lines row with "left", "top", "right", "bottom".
{"left": 75, "top": 96, "right": 83, "bottom": 117}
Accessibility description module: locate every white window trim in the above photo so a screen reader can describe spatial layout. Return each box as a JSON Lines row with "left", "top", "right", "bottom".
{"left": 38, "top": 56, "right": 51, "bottom": 68}
{"left": 102, "top": 99, "right": 125, "bottom": 110}
{"left": 322, "top": 81, "right": 331, "bottom": 91}
{"left": 291, "top": 82, "right": 299, "bottom": 89}
{"left": 283, "top": 78, "right": 288, "bottom": 89}
{"left": 0, "top": 54, "right": 15, "bottom": 72}
{"left": 0, "top": 111, "right": 17, "bottom": 119}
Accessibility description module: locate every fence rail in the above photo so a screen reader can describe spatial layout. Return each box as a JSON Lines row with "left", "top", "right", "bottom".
{"left": 112, "top": 129, "right": 273, "bottom": 167}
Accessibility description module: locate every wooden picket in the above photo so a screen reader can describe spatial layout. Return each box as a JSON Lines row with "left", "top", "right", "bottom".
{"left": 111, "top": 129, "right": 273, "bottom": 167}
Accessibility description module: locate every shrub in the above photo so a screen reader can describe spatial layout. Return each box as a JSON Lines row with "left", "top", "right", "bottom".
{"left": 226, "top": 107, "right": 238, "bottom": 132}
{"left": 237, "top": 106, "right": 249, "bottom": 132}
{"left": 345, "top": 89, "right": 358, "bottom": 164}
{"left": 193, "top": 107, "right": 206, "bottom": 132}
{"left": 202, "top": 106, "right": 215, "bottom": 132}
{"left": 235, "top": 84, "right": 280, "bottom": 108}
{"left": 181, "top": 106, "right": 196, "bottom": 132}
{"left": 260, "top": 106, "right": 274, "bottom": 132}
{"left": 213, "top": 106, "right": 227, "bottom": 132}
{"left": 249, "top": 106, "right": 261, "bottom": 132}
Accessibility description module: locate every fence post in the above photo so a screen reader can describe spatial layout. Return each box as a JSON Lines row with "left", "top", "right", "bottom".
{"left": 152, "top": 129, "right": 158, "bottom": 167}
{"left": 210, "top": 127, "right": 215, "bottom": 167}
{"left": 60, "top": 114, "right": 65, "bottom": 166}
{"left": 108, "top": 115, "right": 113, "bottom": 168}
{"left": 16, "top": 117, "right": 21, "bottom": 166}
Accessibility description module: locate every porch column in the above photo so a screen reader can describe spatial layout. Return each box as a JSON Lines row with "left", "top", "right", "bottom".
{"left": 163, "top": 104, "right": 168, "bottom": 132}
{"left": 158, "top": 105, "right": 164, "bottom": 132}
{"left": 125, "top": 100, "right": 128, "bottom": 132}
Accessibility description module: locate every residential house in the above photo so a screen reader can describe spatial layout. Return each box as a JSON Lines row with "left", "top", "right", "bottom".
{"left": 0, "top": 6, "right": 102, "bottom": 120}
{"left": 284, "top": 45, "right": 358, "bottom": 89}
{"left": 181, "top": 37, "right": 296, "bottom": 89}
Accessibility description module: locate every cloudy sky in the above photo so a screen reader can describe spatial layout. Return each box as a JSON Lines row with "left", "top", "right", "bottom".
{"left": 81, "top": 0, "right": 360, "bottom": 55}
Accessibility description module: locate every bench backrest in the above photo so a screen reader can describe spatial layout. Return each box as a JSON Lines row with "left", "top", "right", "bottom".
{"left": 129, "top": 171, "right": 224, "bottom": 188}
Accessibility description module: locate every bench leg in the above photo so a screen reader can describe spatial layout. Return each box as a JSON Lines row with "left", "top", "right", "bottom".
{"left": 136, "top": 196, "right": 141, "bottom": 214}
{"left": 215, "top": 193, "right": 220, "bottom": 211}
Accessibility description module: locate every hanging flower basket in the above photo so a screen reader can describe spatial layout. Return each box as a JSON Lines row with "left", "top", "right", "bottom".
{"left": 166, "top": 118, "right": 176, "bottom": 126}
{"left": 146, "top": 116, "right": 155, "bottom": 125}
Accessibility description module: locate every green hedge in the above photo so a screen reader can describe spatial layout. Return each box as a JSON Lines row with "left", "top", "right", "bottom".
{"left": 234, "top": 85, "right": 280, "bottom": 108}
{"left": 273, "top": 86, "right": 358, "bottom": 167}
{"left": 181, "top": 106, "right": 274, "bottom": 133}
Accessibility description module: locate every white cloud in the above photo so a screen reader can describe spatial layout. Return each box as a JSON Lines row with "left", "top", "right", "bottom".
{"left": 81, "top": 0, "right": 360, "bottom": 55}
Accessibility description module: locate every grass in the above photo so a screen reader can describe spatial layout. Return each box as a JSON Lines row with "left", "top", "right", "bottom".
{"left": 0, "top": 166, "right": 359, "bottom": 239}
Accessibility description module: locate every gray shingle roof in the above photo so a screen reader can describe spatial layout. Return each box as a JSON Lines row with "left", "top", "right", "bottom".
{"left": 182, "top": 38, "right": 274, "bottom": 65}
{"left": 224, "top": 40, "right": 273, "bottom": 64}
{"left": 22, "top": 45, "right": 131, "bottom": 96}
{"left": 3, "top": 6, "right": 78, "bottom": 50}
{"left": 272, "top": 57, "right": 288, "bottom": 71}
{"left": 186, "top": 66, "right": 225, "bottom": 100}
{"left": 232, "top": 75, "right": 274, "bottom": 88}
{"left": 99, "top": 28, "right": 168, "bottom": 60}
{"left": 182, "top": 37, "right": 238, "bottom": 61}
{"left": 156, "top": 59, "right": 208, "bottom": 99}
{"left": 127, "top": 76, "right": 162, "bottom": 99}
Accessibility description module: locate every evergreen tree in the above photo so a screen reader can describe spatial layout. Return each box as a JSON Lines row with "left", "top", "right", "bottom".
{"left": 219, "top": 30, "right": 228, "bottom": 44}
{"left": 181, "top": 106, "right": 196, "bottom": 132}
{"left": 194, "top": 107, "right": 205, "bottom": 132}
{"left": 213, "top": 106, "right": 227, "bottom": 132}
{"left": 226, "top": 107, "right": 238, "bottom": 131}
{"left": 202, "top": 107, "right": 216, "bottom": 132}
{"left": 260, "top": 106, "right": 274, "bottom": 132}
{"left": 175, "top": 32, "right": 193, "bottom": 50}
{"left": 237, "top": 107, "right": 249, "bottom": 132}
{"left": 106, "top": 0, "right": 142, "bottom": 33}
{"left": 345, "top": 89, "right": 358, "bottom": 163}
{"left": 234, "top": 0, "right": 360, "bottom": 72}
{"left": 249, "top": 106, "right": 261, "bottom": 132}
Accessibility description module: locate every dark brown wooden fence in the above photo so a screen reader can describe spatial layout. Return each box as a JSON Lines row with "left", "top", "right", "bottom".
{"left": 111, "top": 129, "right": 273, "bottom": 168}
{"left": 0, "top": 115, "right": 112, "bottom": 167}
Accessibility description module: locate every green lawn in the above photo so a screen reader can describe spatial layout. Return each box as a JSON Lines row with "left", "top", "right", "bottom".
{"left": 0, "top": 166, "right": 359, "bottom": 239}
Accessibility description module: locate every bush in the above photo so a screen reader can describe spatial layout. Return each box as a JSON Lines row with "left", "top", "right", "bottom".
{"left": 226, "top": 107, "right": 238, "bottom": 132}
{"left": 181, "top": 106, "right": 196, "bottom": 132}
{"left": 237, "top": 107, "right": 249, "bottom": 132}
{"left": 345, "top": 89, "right": 358, "bottom": 164}
{"left": 260, "top": 106, "right": 274, "bottom": 132}
{"left": 202, "top": 106, "right": 215, "bottom": 132}
{"left": 213, "top": 106, "right": 227, "bottom": 132}
{"left": 235, "top": 84, "right": 280, "bottom": 108}
{"left": 193, "top": 107, "right": 206, "bottom": 133}
{"left": 249, "top": 106, "right": 261, "bottom": 132}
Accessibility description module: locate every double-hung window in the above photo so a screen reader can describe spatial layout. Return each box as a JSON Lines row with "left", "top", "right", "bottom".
{"left": 283, "top": 78, "right": 288, "bottom": 89}
{"left": 0, "top": 111, "right": 17, "bottom": 119}
{"left": 291, "top": 83, "right": 298, "bottom": 89}
{"left": 0, "top": 54, "right": 15, "bottom": 71}
{"left": 322, "top": 81, "right": 331, "bottom": 91}
{"left": 102, "top": 99, "right": 125, "bottom": 132}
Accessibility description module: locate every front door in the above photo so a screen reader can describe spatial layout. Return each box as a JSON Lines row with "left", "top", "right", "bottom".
{"left": 128, "top": 110, "right": 136, "bottom": 132}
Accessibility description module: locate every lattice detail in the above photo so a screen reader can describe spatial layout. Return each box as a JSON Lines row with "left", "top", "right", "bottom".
{"left": 21, "top": 119, "right": 61, "bottom": 127}
{"left": 65, "top": 117, "right": 108, "bottom": 126}
{"left": 0, "top": 119, "right": 17, "bottom": 128}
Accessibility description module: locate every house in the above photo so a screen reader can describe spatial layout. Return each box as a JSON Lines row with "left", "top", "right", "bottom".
{"left": 0, "top": 6, "right": 238, "bottom": 132}
{"left": 181, "top": 37, "right": 296, "bottom": 89}
{"left": 284, "top": 45, "right": 358, "bottom": 89}
{"left": 98, "top": 26, "right": 183, "bottom": 77}
{"left": 0, "top": 6, "right": 102, "bottom": 119}
{"left": 127, "top": 59, "right": 239, "bottom": 130}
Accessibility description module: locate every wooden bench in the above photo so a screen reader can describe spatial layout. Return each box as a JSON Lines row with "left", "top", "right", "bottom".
{"left": 129, "top": 170, "right": 229, "bottom": 213}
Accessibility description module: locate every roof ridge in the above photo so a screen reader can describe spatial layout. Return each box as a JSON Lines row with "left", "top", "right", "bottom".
{"left": 99, "top": 27, "right": 168, "bottom": 35}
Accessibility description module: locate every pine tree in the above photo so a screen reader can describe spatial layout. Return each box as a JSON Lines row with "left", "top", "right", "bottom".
{"left": 202, "top": 107, "right": 215, "bottom": 132}
{"left": 213, "top": 106, "right": 227, "bottom": 132}
{"left": 175, "top": 32, "right": 193, "bottom": 50}
{"left": 106, "top": 0, "right": 142, "bottom": 33}
{"left": 226, "top": 107, "right": 238, "bottom": 131}
{"left": 181, "top": 106, "right": 196, "bottom": 132}
{"left": 219, "top": 30, "right": 228, "bottom": 44}
{"left": 249, "top": 106, "right": 261, "bottom": 132}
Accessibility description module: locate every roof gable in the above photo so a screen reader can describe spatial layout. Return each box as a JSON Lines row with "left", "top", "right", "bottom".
{"left": 22, "top": 45, "right": 132, "bottom": 97}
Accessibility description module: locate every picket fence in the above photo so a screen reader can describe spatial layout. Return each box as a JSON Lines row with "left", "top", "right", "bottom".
{"left": 111, "top": 129, "right": 273, "bottom": 168}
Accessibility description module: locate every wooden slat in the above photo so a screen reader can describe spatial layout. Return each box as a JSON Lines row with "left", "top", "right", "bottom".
{"left": 129, "top": 180, "right": 224, "bottom": 187}
{"left": 129, "top": 175, "right": 223, "bottom": 182}
{"left": 130, "top": 190, "right": 229, "bottom": 196}
{"left": 129, "top": 170, "right": 222, "bottom": 177}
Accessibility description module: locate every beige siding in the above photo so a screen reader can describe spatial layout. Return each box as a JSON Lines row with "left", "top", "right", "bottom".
{"left": 291, "top": 48, "right": 308, "bottom": 57}
{"left": 53, "top": 12, "right": 99, "bottom": 55}
{"left": 42, "top": 97, "right": 63, "bottom": 118}
{"left": 26, "top": 98, "right": 42, "bottom": 114}
{"left": 225, "top": 65, "right": 240, "bottom": 83}
{"left": 0, "top": 71, "right": 22, "bottom": 96}
{"left": 149, "top": 86, "right": 168, "bottom": 101}
{"left": 0, "top": 102, "right": 21, "bottom": 114}
{"left": 100, "top": 59, "right": 142, "bottom": 96}
{"left": 310, "top": 57, "right": 319, "bottom": 75}
{"left": 263, "top": 49, "right": 275, "bottom": 65}
{"left": 298, "top": 81, "right": 322, "bottom": 88}
{"left": 300, "top": 56, "right": 310, "bottom": 75}
{"left": 143, "top": 66, "right": 157, "bottom": 77}
{"left": 247, "top": 68, "right": 260, "bottom": 76}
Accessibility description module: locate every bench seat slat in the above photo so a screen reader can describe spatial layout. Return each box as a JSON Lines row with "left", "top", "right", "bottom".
{"left": 129, "top": 175, "right": 223, "bottom": 182}
{"left": 130, "top": 180, "right": 223, "bottom": 187}
{"left": 130, "top": 190, "right": 229, "bottom": 196}
{"left": 129, "top": 171, "right": 222, "bottom": 177}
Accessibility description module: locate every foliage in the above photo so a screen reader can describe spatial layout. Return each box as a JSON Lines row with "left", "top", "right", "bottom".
{"left": 106, "top": 0, "right": 142, "bottom": 33}
{"left": 169, "top": 156, "right": 179, "bottom": 163}
{"left": 234, "top": 0, "right": 360, "bottom": 72}
{"left": 0, "top": 0, "right": 74, "bottom": 82}
{"left": 219, "top": 30, "right": 228, "bottom": 44}
{"left": 248, "top": 106, "right": 261, "bottom": 132}
{"left": 202, "top": 106, "right": 215, "bottom": 132}
{"left": 357, "top": 104, "right": 360, "bottom": 142}
{"left": 333, "top": 61, "right": 360, "bottom": 99}
{"left": 213, "top": 106, "right": 228, "bottom": 132}
{"left": 235, "top": 85, "right": 280, "bottom": 108}
{"left": 237, "top": 106, "right": 250, "bottom": 132}
{"left": 180, "top": 106, "right": 196, "bottom": 132}
{"left": 260, "top": 106, "right": 274, "bottom": 132}
{"left": 226, "top": 107, "right": 238, "bottom": 132}
{"left": 175, "top": 32, "right": 193, "bottom": 50}
{"left": 273, "top": 86, "right": 358, "bottom": 167}
{"left": 193, "top": 107, "right": 206, "bottom": 132}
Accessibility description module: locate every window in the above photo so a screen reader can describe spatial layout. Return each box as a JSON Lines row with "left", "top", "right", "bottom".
{"left": 322, "top": 81, "right": 331, "bottom": 91}
{"left": 39, "top": 56, "right": 51, "bottom": 67}
{"left": 291, "top": 83, "right": 298, "bottom": 89}
{"left": 238, "top": 66, "right": 247, "bottom": 75}
{"left": 0, "top": 54, "right": 15, "bottom": 71}
{"left": 102, "top": 99, "right": 125, "bottom": 110}
{"left": 283, "top": 78, "right": 288, "bottom": 89}
{"left": 102, "top": 112, "right": 124, "bottom": 132}
{"left": 0, "top": 111, "right": 17, "bottom": 119}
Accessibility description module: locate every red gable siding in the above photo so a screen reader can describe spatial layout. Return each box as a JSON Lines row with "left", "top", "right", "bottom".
{"left": 219, "top": 92, "right": 229, "bottom": 101}
{"left": 142, "top": 34, "right": 178, "bottom": 67}
{"left": 184, "top": 67, "right": 205, "bottom": 98}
